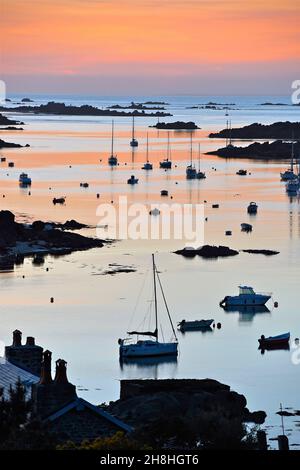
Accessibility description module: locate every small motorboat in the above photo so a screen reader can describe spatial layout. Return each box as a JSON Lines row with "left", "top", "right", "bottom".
{"left": 225, "top": 230, "right": 232, "bottom": 236}
{"left": 160, "top": 159, "right": 172, "bottom": 169}
{"left": 127, "top": 175, "right": 138, "bottom": 185}
{"left": 1, "top": 157, "right": 6, "bottom": 162}
{"left": 286, "top": 178, "right": 299, "bottom": 194}
{"left": 53, "top": 197, "right": 66, "bottom": 205}
{"left": 19, "top": 173, "right": 32, "bottom": 186}
{"left": 108, "top": 155, "right": 118, "bottom": 166}
{"left": 160, "top": 189, "right": 168, "bottom": 196}
{"left": 196, "top": 171, "right": 206, "bottom": 179}
{"left": 236, "top": 169, "right": 247, "bottom": 176}
{"left": 8, "top": 162, "right": 15, "bottom": 168}
{"left": 247, "top": 202, "right": 258, "bottom": 214}
{"left": 149, "top": 208, "right": 160, "bottom": 216}
{"left": 177, "top": 319, "right": 214, "bottom": 332}
{"left": 281, "top": 169, "right": 297, "bottom": 181}
{"left": 258, "top": 332, "right": 290, "bottom": 349}
{"left": 186, "top": 165, "right": 197, "bottom": 179}
{"left": 80, "top": 182, "right": 89, "bottom": 188}
{"left": 241, "top": 223, "right": 252, "bottom": 232}
{"left": 220, "top": 286, "right": 271, "bottom": 307}
{"left": 142, "top": 162, "right": 153, "bottom": 170}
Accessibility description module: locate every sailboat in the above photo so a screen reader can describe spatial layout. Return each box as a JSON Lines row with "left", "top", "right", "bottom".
{"left": 108, "top": 120, "right": 118, "bottom": 166}
{"left": 159, "top": 131, "right": 172, "bottom": 169}
{"left": 196, "top": 143, "right": 206, "bottom": 179}
{"left": 130, "top": 116, "right": 138, "bottom": 147}
{"left": 118, "top": 254, "right": 178, "bottom": 358}
{"left": 281, "top": 140, "right": 297, "bottom": 181}
{"left": 142, "top": 133, "right": 153, "bottom": 170}
{"left": 186, "top": 133, "right": 197, "bottom": 179}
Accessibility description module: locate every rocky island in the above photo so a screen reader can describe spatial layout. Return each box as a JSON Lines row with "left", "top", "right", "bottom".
{"left": 0, "top": 101, "right": 172, "bottom": 118}
{"left": 0, "top": 139, "right": 29, "bottom": 149}
{"left": 209, "top": 121, "right": 300, "bottom": 140}
{"left": 206, "top": 140, "right": 300, "bottom": 159}
{"left": 150, "top": 121, "right": 199, "bottom": 130}
{"left": 174, "top": 245, "right": 239, "bottom": 258}
{"left": 0, "top": 113, "right": 24, "bottom": 126}
{"left": 0, "top": 211, "right": 108, "bottom": 270}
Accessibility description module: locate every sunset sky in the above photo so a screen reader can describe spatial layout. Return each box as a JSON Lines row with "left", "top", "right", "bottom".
{"left": 1, "top": 0, "right": 300, "bottom": 95}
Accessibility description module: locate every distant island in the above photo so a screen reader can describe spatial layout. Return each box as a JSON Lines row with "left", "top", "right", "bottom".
{"left": 0, "top": 139, "right": 29, "bottom": 149}
{"left": 0, "top": 101, "right": 172, "bottom": 117}
{"left": 108, "top": 101, "right": 166, "bottom": 110}
{"left": 209, "top": 121, "right": 300, "bottom": 139}
{"left": 207, "top": 140, "right": 300, "bottom": 159}
{"left": 143, "top": 100, "right": 169, "bottom": 105}
{"left": 260, "top": 102, "right": 286, "bottom": 106}
{"left": 150, "top": 121, "right": 199, "bottom": 130}
{"left": 0, "top": 113, "right": 24, "bottom": 126}
{"left": 21, "top": 97, "right": 34, "bottom": 103}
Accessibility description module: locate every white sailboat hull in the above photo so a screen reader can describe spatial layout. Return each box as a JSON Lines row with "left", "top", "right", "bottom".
{"left": 119, "top": 340, "right": 178, "bottom": 358}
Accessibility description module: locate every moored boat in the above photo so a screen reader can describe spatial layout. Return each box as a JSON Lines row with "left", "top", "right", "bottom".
{"left": 19, "top": 172, "right": 32, "bottom": 185}
{"left": 258, "top": 332, "right": 290, "bottom": 348}
{"left": 108, "top": 120, "right": 118, "bottom": 166}
{"left": 177, "top": 319, "right": 214, "bottom": 332}
{"left": 236, "top": 169, "right": 247, "bottom": 175}
{"left": 118, "top": 254, "right": 178, "bottom": 359}
{"left": 130, "top": 116, "right": 138, "bottom": 147}
{"left": 220, "top": 286, "right": 271, "bottom": 307}
{"left": 127, "top": 175, "right": 138, "bottom": 185}
{"left": 247, "top": 202, "right": 258, "bottom": 214}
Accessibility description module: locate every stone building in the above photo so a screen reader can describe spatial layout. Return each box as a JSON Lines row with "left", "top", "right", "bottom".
{"left": 0, "top": 330, "right": 132, "bottom": 443}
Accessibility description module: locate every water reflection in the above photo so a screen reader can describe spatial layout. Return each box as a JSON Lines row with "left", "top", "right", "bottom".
{"left": 259, "top": 343, "right": 290, "bottom": 354}
{"left": 119, "top": 355, "right": 178, "bottom": 369}
{"left": 178, "top": 326, "right": 213, "bottom": 334}
{"left": 222, "top": 305, "right": 271, "bottom": 323}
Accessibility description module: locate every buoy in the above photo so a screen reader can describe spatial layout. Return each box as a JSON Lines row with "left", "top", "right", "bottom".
{"left": 274, "top": 301, "right": 278, "bottom": 308}
{"left": 217, "top": 322, "right": 221, "bottom": 329}
{"left": 50, "top": 297, "right": 54, "bottom": 303}
{"left": 46, "top": 268, "right": 49, "bottom": 272}
{"left": 28, "top": 191, "right": 31, "bottom": 196}
{"left": 97, "top": 193, "right": 100, "bottom": 199}
{"left": 170, "top": 196, "right": 173, "bottom": 199}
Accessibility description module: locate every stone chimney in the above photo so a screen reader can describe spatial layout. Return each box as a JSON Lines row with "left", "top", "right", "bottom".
{"left": 32, "top": 353, "right": 77, "bottom": 419}
{"left": 5, "top": 330, "right": 43, "bottom": 376}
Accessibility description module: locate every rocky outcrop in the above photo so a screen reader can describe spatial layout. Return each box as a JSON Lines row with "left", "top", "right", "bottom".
{"left": 209, "top": 121, "right": 300, "bottom": 140}
{"left": 0, "top": 211, "right": 106, "bottom": 267}
{"left": 0, "top": 139, "right": 29, "bottom": 148}
{"left": 0, "top": 113, "right": 24, "bottom": 126}
{"left": 206, "top": 140, "right": 300, "bottom": 159}
{"left": 150, "top": 121, "right": 199, "bottom": 130}
{"left": 0, "top": 102, "right": 171, "bottom": 118}
{"left": 174, "top": 245, "right": 239, "bottom": 258}
{"left": 242, "top": 249, "right": 279, "bottom": 256}
{"left": 108, "top": 379, "right": 266, "bottom": 426}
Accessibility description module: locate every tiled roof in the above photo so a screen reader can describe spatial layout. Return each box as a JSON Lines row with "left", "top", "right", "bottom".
{"left": 46, "top": 397, "right": 133, "bottom": 433}
{"left": 0, "top": 357, "right": 39, "bottom": 399}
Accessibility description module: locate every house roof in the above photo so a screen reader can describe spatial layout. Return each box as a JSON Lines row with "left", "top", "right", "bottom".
{"left": 45, "top": 397, "right": 133, "bottom": 433}
{"left": 0, "top": 358, "right": 39, "bottom": 399}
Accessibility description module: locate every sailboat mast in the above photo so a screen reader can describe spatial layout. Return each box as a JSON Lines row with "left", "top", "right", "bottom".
{"left": 291, "top": 140, "right": 294, "bottom": 172}
{"left": 167, "top": 131, "right": 170, "bottom": 160}
{"left": 146, "top": 132, "right": 149, "bottom": 162}
{"left": 152, "top": 254, "right": 158, "bottom": 342}
{"left": 111, "top": 120, "right": 114, "bottom": 155}
{"left": 132, "top": 116, "right": 135, "bottom": 140}
{"left": 198, "top": 143, "right": 201, "bottom": 171}
{"left": 190, "top": 132, "right": 193, "bottom": 166}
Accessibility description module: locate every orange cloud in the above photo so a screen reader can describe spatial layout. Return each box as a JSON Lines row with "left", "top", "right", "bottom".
{"left": 1, "top": 0, "right": 300, "bottom": 77}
